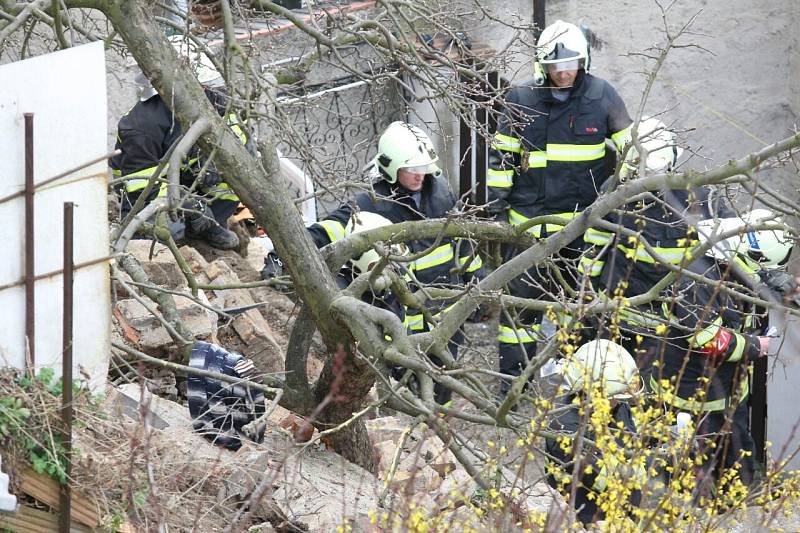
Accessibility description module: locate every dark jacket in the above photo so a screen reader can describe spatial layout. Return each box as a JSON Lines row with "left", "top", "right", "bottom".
{"left": 653, "top": 256, "right": 760, "bottom": 404}
{"left": 587, "top": 188, "right": 760, "bottom": 406}
{"left": 110, "top": 90, "right": 231, "bottom": 194}
{"left": 488, "top": 72, "right": 632, "bottom": 220}
{"left": 308, "top": 174, "right": 484, "bottom": 328}
{"left": 545, "top": 394, "right": 640, "bottom": 525}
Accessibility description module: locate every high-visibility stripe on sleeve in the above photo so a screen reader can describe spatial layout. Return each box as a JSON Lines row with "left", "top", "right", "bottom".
{"left": 206, "top": 182, "right": 239, "bottom": 202}
{"left": 460, "top": 254, "right": 483, "bottom": 273}
{"left": 498, "top": 324, "right": 541, "bottom": 344}
{"left": 491, "top": 133, "right": 522, "bottom": 154}
{"left": 689, "top": 316, "right": 723, "bottom": 349}
{"left": 649, "top": 375, "right": 749, "bottom": 412}
{"left": 227, "top": 113, "right": 248, "bottom": 144}
{"left": 411, "top": 244, "right": 454, "bottom": 271}
{"left": 611, "top": 125, "right": 632, "bottom": 151}
{"left": 585, "top": 228, "right": 613, "bottom": 246}
{"left": 508, "top": 209, "right": 579, "bottom": 238}
{"left": 527, "top": 150, "right": 547, "bottom": 168}
{"left": 404, "top": 313, "right": 425, "bottom": 331}
{"left": 123, "top": 165, "right": 162, "bottom": 192}
{"left": 727, "top": 333, "right": 747, "bottom": 362}
{"left": 578, "top": 256, "right": 604, "bottom": 277}
{"left": 619, "top": 307, "right": 664, "bottom": 330}
{"left": 546, "top": 142, "right": 606, "bottom": 162}
{"left": 616, "top": 243, "right": 695, "bottom": 265}
{"left": 487, "top": 168, "right": 514, "bottom": 188}
{"left": 318, "top": 220, "right": 346, "bottom": 243}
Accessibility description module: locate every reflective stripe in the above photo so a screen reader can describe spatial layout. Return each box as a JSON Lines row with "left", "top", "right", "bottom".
{"left": 508, "top": 209, "right": 579, "bottom": 238}
{"left": 206, "top": 182, "right": 239, "bottom": 202}
{"left": 611, "top": 125, "right": 632, "bottom": 151}
{"left": 412, "top": 244, "right": 454, "bottom": 271}
{"left": 404, "top": 303, "right": 456, "bottom": 331}
{"left": 649, "top": 375, "right": 749, "bottom": 412}
{"left": 727, "top": 333, "right": 746, "bottom": 362}
{"left": 491, "top": 133, "right": 522, "bottom": 153}
{"left": 616, "top": 243, "right": 694, "bottom": 264}
{"left": 487, "top": 168, "right": 514, "bottom": 188}
{"left": 689, "top": 316, "right": 723, "bottom": 349}
{"left": 318, "top": 220, "right": 346, "bottom": 243}
{"left": 155, "top": 182, "right": 169, "bottom": 198}
{"left": 619, "top": 307, "right": 664, "bottom": 330}
{"left": 732, "top": 255, "right": 760, "bottom": 279}
{"left": 459, "top": 254, "right": 483, "bottom": 273}
{"left": 527, "top": 150, "right": 547, "bottom": 168}
{"left": 123, "top": 165, "right": 161, "bottom": 192}
{"left": 227, "top": 113, "right": 248, "bottom": 144}
{"left": 498, "top": 324, "right": 541, "bottom": 344}
{"left": 404, "top": 313, "right": 425, "bottom": 331}
{"left": 546, "top": 142, "right": 605, "bottom": 162}
{"left": 112, "top": 168, "right": 122, "bottom": 177}
{"left": 584, "top": 228, "right": 613, "bottom": 246}
{"left": 578, "top": 256, "right": 604, "bottom": 277}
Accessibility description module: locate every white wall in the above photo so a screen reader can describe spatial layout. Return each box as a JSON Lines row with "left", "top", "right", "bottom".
{"left": 0, "top": 42, "right": 111, "bottom": 392}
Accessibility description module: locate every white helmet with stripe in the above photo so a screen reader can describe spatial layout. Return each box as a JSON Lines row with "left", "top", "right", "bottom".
{"left": 696, "top": 209, "right": 793, "bottom": 269}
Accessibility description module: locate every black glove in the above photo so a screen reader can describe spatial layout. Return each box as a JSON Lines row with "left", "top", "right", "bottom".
{"left": 485, "top": 199, "right": 509, "bottom": 221}
{"left": 198, "top": 165, "right": 223, "bottom": 189}
{"left": 760, "top": 269, "right": 797, "bottom": 297}
{"left": 260, "top": 251, "right": 284, "bottom": 280}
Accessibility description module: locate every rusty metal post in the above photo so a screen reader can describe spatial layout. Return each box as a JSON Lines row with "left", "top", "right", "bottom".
{"left": 24, "top": 113, "right": 35, "bottom": 375}
{"left": 59, "top": 202, "right": 74, "bottom": 533}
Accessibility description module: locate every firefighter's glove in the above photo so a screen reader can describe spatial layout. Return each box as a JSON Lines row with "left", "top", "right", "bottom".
{"left": 761, "top": 270, "right": 800, "bottom": 307}
{"left": 199, "top": 166, "right": 223, "bottom": 189}
{"left": 761, "top": 269, "right": 797, "bottom": 297}
{"left": 260, "top": 251, "right": 284, "bottom": 280}
{"left": 485, "top": 199, "right": 509, "bottom": 221}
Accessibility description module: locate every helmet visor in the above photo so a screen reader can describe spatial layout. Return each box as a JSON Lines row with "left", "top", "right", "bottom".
{"left": 401, "top": 163, "right": 438, "bottom": 175}
{"left": 545, "top": 59, "right": 581, "bottom": 72}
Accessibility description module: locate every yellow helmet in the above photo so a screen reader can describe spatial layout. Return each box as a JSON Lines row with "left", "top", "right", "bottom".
{"left": 561, "top": 340, "right": 642, "bottom": 400}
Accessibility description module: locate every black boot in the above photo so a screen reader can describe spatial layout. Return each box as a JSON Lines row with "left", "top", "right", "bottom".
{"left": 196, "top": 223, "right": 240, "bottom": 250}
{"left": 185, "top": 200, "right": 240, "bottom": 250}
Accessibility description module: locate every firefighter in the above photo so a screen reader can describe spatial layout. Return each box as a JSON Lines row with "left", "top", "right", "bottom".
{"left": 111, "top": 35, "right": 242, "bottom": 250}
{"left": 277, "top": 121, "right": 484, "bottom": 403}
{"left": 545, "top": 339, "right": 646, "bottom": 525}
{"left": 585, "top": 119, "right": 794, "bottom": 489}
{"left": 487, "top": 20, "right": 633, "bottom": 394}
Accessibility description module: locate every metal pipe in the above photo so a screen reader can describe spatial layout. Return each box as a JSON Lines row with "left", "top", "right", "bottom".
{"left": 24, "top": 113, "right": 35, "bottom": 375}
{"left": 59, "top": 202, "right": 74, "bottom": 533}
{"left": 533, "top": 0, "right": 546, "bottom": 39}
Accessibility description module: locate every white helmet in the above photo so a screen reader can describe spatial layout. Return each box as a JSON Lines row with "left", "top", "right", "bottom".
{"left": 536, "top": 20, "right": 590, "bottom": 73}
{"left": 622, "top": 117, "right": 684, "bottom": 176}
{"left": 696, "top": 209, "right": 793, "bottom": 269}
{"left": 345, "top": 212, "right": 408, "bottom": 274}
{"left": 168, "top": 35, "right": 222, "bottom": 86}
{"left": 371, "top": 122, "right": 439, "bottom": 184}
{"left": 561, "top": 340, "right": 642, "bottom": 400}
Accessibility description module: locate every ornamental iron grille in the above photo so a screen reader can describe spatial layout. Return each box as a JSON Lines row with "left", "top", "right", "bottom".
{"left": 275, "top": 77, "right": 406, "bottom": 216}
